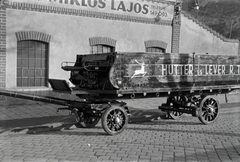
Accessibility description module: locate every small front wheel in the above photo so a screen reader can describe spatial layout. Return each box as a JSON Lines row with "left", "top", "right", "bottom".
{"left": 101, "top": 105, "right": 128, "bottom": 135}
{"left": 75, "top": 113, "right": 100, "bottom": 128}
{"left": 198, "top": 96, "right": 220, "bottom": 125}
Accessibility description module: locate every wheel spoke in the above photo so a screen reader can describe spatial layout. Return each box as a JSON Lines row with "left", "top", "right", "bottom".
{"left": 204, "top": 114, "right": 208, "bottom": 121}
{"left": 202, "top": 111, "right": 208, "bottom": 118}
{"left": 207, "top": 99, "right": 211, "bottom": 105}
{"left": 212, "top": 111, "right": 217, "bottom": 116}
{"left": 209, "top": 115, "right": 214, "bottom": 121}
{"left": 209, "top": 114, "right": 214, "bottom": 121}
{"left": 202, "top": 106, "right": 208, "bottom": 111}
{"left": 113, "top": 109, "right": 117, "bottom": 116}
{"left": 214, "top": 106, "right": 218, "bottom": 110}
{"left": 207, "top": 115, "right": 211, "bottom": 121}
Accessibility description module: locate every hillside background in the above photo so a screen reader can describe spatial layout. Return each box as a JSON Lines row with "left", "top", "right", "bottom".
{"left": 182, "top": 0, "right": 240, "bottom": 40}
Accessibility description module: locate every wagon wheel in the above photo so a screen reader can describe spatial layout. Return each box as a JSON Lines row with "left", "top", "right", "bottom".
{"left": 75, "top": 113, "right": 100, "bottom": 128}
{"left": 166, "top": 96, "right": 187, "bottom": 119}
{"left": 101, "top": 105, "right": 128, "bottom": 135}
{"left": 198, "top": 96, "right": 220, "bottom": 125}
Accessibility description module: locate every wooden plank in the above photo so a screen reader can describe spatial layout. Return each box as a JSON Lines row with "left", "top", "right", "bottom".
{"left": 110, "top": 52, "right": 240, "bottom": 94}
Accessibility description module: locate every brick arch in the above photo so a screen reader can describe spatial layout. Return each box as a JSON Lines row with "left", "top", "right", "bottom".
{"left": 89, "top": 37, "right": 116, "bottom": 47}
{"left": 15, "top": 31, "right": 51, "bottom": 43}
{"left": 145, "top": 40, "right": 168, "bottom": 49}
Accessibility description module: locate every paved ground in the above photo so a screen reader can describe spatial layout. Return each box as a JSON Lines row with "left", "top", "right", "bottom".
{"left": 0, "top": 93, "right": 240, "bottom": 162}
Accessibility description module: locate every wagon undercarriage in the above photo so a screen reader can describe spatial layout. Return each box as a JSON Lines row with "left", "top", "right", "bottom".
{"left": 159, "top": 94, "right": 220, "bottom": 125}
{"left": 0, "top": 87, "right": 228, "bottom": 135}
{"left": 57, "top": 99, "right": 130, "bottom": 135}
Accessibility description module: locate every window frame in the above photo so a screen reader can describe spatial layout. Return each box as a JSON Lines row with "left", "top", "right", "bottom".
{"left": 17, "top": 40, "right": 49, "bottom": 87}
{"left": 90, "top": 44, "right": 115, "bottom": 54}
{"left": 89, "top": 37, "right": 116, "bottom": 54}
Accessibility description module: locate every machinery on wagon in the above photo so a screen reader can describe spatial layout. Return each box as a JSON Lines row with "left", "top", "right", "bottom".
{"left": 1, "top": 52, "right": 240, "bottom": 135}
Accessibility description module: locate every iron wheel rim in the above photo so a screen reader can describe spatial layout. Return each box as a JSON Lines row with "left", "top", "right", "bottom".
{"left": 106, "top": 108, "right": 126, "bottom": 133}
{"left": 201, "top": 98, "right": 219, "bottom": 122}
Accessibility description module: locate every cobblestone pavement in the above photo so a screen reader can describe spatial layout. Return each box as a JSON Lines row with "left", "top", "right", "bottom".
{"left": 0, "top": 96, "right": 240, "bottom": 162}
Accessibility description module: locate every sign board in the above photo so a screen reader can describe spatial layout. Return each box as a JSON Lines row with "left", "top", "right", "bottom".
{"left": 110, "top": 53, "right": 240, "bottom": 90}
{"left": 9, "top": 0, "right": 176, "bottom": 21}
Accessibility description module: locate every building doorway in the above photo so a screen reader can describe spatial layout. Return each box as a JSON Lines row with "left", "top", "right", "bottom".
{"left": 17, "top": 40, "right": 48, "bottom": 87}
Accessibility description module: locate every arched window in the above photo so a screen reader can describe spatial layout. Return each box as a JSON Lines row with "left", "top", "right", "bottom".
{"left": 145, "top": 40, "right": 167, "bottom": 53}
{"left": 90, "top": 44, "right": 114, "bottom": 54}
{"left": 89, "top": 37, "right": 116, "bottom": 54}
{"left": 15, "top": 31, "right": 51, "bottom": 87}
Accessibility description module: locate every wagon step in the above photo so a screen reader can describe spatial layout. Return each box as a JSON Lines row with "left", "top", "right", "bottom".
{"left": 158, "top": 104, "right": 198, "bottom": 117}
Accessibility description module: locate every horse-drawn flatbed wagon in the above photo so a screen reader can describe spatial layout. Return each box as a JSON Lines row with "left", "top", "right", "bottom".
{"left": 1, "top": 52, "right": 240, "bottom": 135}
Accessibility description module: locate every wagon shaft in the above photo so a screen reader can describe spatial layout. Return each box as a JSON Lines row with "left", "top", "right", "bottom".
{"left": 159, "top": 104, "right": 198, "bottom": 117}
{"left": 0, "top": 89, "right": 70, "bottom": 106}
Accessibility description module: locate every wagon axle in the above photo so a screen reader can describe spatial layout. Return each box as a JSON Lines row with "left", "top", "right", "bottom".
{"left": 56, "top": 100, "right": 130, "bottom": 135}
{"left": 159, "top": 95, "right": 220, "bottom": 125}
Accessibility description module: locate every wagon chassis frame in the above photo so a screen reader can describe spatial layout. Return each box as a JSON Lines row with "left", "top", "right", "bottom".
{"left": 0, "top": 86, "right": 236, "bottom": 135}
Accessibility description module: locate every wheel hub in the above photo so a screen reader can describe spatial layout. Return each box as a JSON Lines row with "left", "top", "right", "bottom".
{"left": 115, "top": 116, "right": 121, "bottom": 124}
{"left": 207, "top": 105, "right": 215, "bottom": 115}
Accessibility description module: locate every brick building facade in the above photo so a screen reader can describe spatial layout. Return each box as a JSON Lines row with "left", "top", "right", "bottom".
{"left": 0, "top": 0, "right": 239, "bottom": 98}
{"left": 0, "top": 2, "right": 6, "bottom": 101}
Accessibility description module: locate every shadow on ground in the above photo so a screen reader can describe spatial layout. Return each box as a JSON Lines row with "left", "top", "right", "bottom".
{"left": 0, "top": 115, "right": 74, "bottom": 133}
{"left": 1, "top": 105, "right": 239, "bottom": 135}
{"left": 0, "top": 108, "right": 167, "bottom": 134}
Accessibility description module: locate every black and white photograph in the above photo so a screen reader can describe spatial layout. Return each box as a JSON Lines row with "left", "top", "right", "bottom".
{"left": 0, "top": 0, "right": 240, "bottom": 161}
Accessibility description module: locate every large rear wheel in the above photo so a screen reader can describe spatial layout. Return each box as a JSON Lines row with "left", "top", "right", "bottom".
{"left": 166, "top": 96, "right": 187, "bottom": 119}
{"left": 101, "top": 105, "right": 128, "bottom": 135}
{"left": 75, "top": 112, "right": 100, "bottom": 128}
